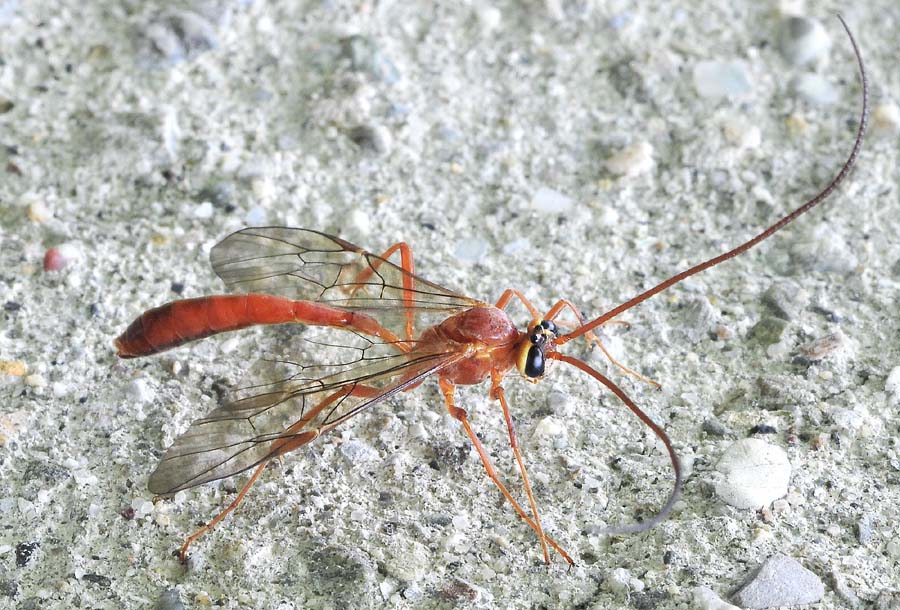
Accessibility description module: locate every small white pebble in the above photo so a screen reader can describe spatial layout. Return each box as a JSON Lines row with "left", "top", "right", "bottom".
{"left": 596, "top": 204, "right": 620, "bottom": 227}
{"left": 786, "top": 491, "right": 805, "bottom": 506}
{"left": 793, "top": 73, "right": 839, "bottom": 106}
{"left": 607, "top": 568, "right": 633, "bottom": 594}
{"left": 408, "top": 422, "right": 428, "bottom": 440}
{"left": 872, "top": 103, "right": 900, "bottom": 134}
{"left": 444, "top": 532, "right": 468, "bottom": 554}
{"left": 605, "top": 141, "right": 654, "bottom": 177}
{"left": 252, "top": 177, "right": 275, "bottom": 202}
{"left": 531, "top": 186, "right": 573, "bottom": 213}
{"left": 693, "top": 586, "right": 742, "bottom": 610}
{"left": 751, "top": 527, "right": 774, "bottom": 545}
{"left": 606, "top": 567, "right": 644, "bottom": 594}
{"left": 715, "top": 438, "right": 791, "bottom": 509}
{"left": 452, "top": 514, "right": 468, "bottom": 530}
{"left": 161, "top": 106, "right": 181, "bottom": 159}
{"left": 772, "top": 498, "right": 790, "bottom": 514}
{"left": 777, "top": 0, "right": 805, "bottom": 16}
{"left": 693, "top": 60, "right": 753, "bottom": 99}
{"left": 193, "top": 201, "right": 214, "bottom": 219}
{"left": 766, "top": 340, "right": 791, "bottom": 360}
{"left": 544, "top": 0, "right": 564, "bottom": 20}
{"left": 545, "top": 388, "right": 574, "bottom": 417}
{"left": 127, "top": 378, "right": 156, "bottom": 404}
{"left": 379, "top": 579, "right": 398, "bottom": 600}
{"left": 132, "top": 498, "right": 154, "bottom": 518}
{"left": 350, "top": 208, "right": 371, "bottom": 235}
{"left": 475, "top": 5, "right": 501, "bottom": 33}
{"left": 244, "top": 206, "right": 266, "bottom": 225}
{"left": 722, "top": 120, "right": 761, "bottom": 149}
{"left": 582, "top": 475, "right": 602, "bottom": 493}
{"left": 886, "top": 538, "right": 900, "bottom": 559}
{"left": 27, "top": 200, "right": 52, "bottom": 223}
{"left": 24, "top": 374, "right": 46, "bottom": 387}
{"left": 501, "top": 237, "right": 530, "bottom": 255}
{"left": 532, "top": 415, "right": 564, "bottom": 439}
{"left": 452, "top": 237, "right": 488, "bottom": 264}
{"left": 219, "top": 337, "right": 241, "bottom": 354}
{"left": 73, "top": 469, "right": 98, "bottom": 486}
{"left": 531, "top": 470, "right": 550, "bottom": 486}
{"left": 778, "top": 16, "right": 831, "bottom": 66}
{"left": 885, "top": 366, "right": 900, "bottom": 403}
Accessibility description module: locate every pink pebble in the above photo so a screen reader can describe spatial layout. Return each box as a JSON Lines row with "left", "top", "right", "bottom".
{"left": 44, "top": 243, "right": 78, "bottom": 271}
{"left": 43, "top": 247, "right": 68, "bottom": 271}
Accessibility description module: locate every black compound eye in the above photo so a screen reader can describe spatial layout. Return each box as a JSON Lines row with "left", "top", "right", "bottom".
{"left": 540, "top": 320, "right": 558, "bottom": 334}
{"left": 523, "top": 345, "right": 545, "bottom": 378}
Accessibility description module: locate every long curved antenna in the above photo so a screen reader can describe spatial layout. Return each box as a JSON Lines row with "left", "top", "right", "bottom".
{"left": 549, "top": 352, "right": 682, "bottom": 534}
{"left": 559, "top": 14, "right": 869, "bottom": 345}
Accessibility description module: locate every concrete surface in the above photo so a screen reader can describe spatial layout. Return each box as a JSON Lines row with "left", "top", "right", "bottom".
{"left": 1, "top": 1, "right": 898, "bottom": 608}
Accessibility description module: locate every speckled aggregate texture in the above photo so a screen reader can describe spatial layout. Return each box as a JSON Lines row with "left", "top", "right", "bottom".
{"left": 1, "top": 1, "right": 899, "bottom": 609}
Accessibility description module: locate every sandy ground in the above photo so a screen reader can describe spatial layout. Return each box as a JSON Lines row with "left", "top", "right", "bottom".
{"left": 1, "top": 1, "right": 899, "bottom": 608}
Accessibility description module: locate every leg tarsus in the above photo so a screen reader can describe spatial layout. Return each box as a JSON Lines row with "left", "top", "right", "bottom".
{"left": 179, "top": 382, "right": 382, "bottom": 562}
{"left": 590, "top": 333, "right": 662, "bottom": 390}
{"left": 178, "top": 460, "right": 268, "bottom": 562}
{"left": 546, "top": 299, "right": 661, "bottom": 389}
{"left": 438, "top": 379, "right": 574, "bottom": 565}
{"left": 490, "top": 370, "right": 550, "bottom": 564}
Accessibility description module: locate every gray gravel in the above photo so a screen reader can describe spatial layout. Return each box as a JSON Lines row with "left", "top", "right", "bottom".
{"left": 2, "top": 1, "right": 899, "bottom": 609}
{"left": 731, "top": 554, "right": 825, "bottom": 608}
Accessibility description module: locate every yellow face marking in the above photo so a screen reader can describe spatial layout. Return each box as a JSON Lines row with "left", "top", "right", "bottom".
{"left": 516, "top": 342, "right": 532, "bottom": 375}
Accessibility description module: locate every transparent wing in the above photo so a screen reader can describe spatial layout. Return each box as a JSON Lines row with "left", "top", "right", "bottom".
{"left": 149, "top": 330, "right": 464, "bottom": 494}
{"left": 210, "top": 227, "right": 482, "bottom": 337}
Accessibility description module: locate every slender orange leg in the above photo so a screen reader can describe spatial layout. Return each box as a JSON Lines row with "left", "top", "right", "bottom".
{"left": 495, "top": 288, "right": 543, "bottom": 319}
{"left": 348, "top": 242, "right": 417, "bottom": 342}
{"left": 496, "top": 290, "right": 658, "bottom": 388}
{"left": 489, "top": 370, "right": 549, "bottom": 564}
{"left": 178, "top": 460, "right": 267, "bottom": 562}
{"left": 178, "top": 383, "right": 381, "bottom": 562}
{"left": 544, "top": 299, "right": 661, "bottom": 389}
{"left": 589, "top": 336, "right": 661, "bottom": 389}
{"left": 438, "top": 379, "right": 574, "bottom": 565}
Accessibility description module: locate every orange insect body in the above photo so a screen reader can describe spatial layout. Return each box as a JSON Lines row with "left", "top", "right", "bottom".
{"left": 115, "top": 294, "right": 391, "bottom": 358}
{"left": 115, "top": 17, "right": 868, "bottom": 566}
{"left": 420, "top": 306, "right": 522, "bottom": 385}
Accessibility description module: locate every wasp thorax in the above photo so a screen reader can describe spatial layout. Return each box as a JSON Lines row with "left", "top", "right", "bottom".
{"left": 517, "top": 319, "right": 559, "bottom": 379}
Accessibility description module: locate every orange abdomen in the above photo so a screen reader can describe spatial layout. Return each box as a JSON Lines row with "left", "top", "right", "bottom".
{"left": 114, "top": 294, "right": 376, "bottom": 358}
